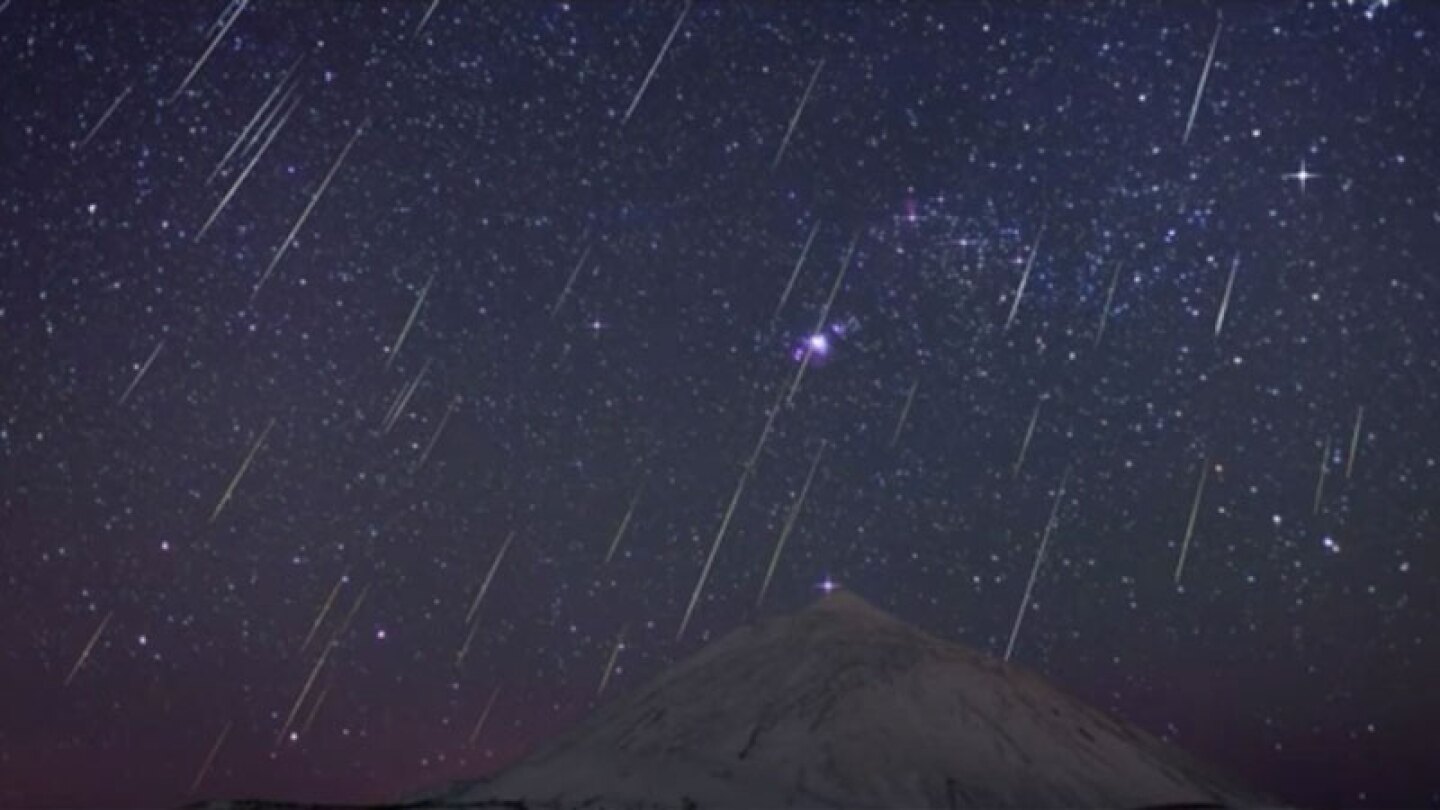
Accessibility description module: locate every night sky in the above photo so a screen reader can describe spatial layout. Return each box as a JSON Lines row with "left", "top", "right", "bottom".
{"left": 2, "top": 0, "right": 1438, "bottom": 807}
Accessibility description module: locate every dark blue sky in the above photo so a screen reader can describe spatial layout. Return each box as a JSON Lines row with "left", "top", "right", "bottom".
{"left": 1, "top": 1, "right": 1437, "bottom": 807}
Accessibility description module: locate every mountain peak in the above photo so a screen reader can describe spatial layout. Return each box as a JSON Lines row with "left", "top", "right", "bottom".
{"left": 417, "top": 591, "right": 1270, "bottom": 810}
{"left": 804, "top": 587, "right": 894, "bottom": 621}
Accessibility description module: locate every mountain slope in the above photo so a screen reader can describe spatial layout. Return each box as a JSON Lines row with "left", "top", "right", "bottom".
{"left": 417, "top": 591, "right": 1271, "bottom": 810}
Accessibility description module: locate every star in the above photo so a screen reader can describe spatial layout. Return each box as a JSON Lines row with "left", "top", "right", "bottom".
{"left": 1283, "top": 159, "right": 1321, "bottom": 193}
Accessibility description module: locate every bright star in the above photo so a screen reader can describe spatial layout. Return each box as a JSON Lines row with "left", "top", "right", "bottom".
{"left": 793, "top": 332, "right": 831, "bottom": 363}
{"left": 1283, "top": 160, "right": 1321, "bottom": 193}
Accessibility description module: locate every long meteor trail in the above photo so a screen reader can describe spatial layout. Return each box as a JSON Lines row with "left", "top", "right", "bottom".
{"left": 277, "top": 642, "right": 332, "bottom": 746}
{"left": 550, "top": 244, "right": 592, "bottom": 319}
{"left": 168, "top": 0, "right": 251, "bottom": 104}
{"left": 1004, "top": 467, "right": 1071, "bottom": 662}
{"left": 386, "top": 273, "right": 434, "bottom": 370}
{"left": 414, "top": 0, "right": 442, "bottom": 36}
{"left": 1314, "top": 436, "right": 1332, "bottom": 515}
{"left": 744, "top": 380, "right": 789, "bottom": 474}
{"left": 1214, "top": 254, "right": 1239, "bottom": 338}
{"left": 889, "top": 380, "right": 919, "bottom": 447}
{"left": 74, "top": 85, "right": 133, "bottom": 152}
{"left": 466, "top": 531, "right": 516, "bottom": 625}
{"left": 237, "top": 74, "right": 301, "bottom": 173}
{"left": 1346, "top": 406, "right": 1364, "bottom": 479}
{"left": 597, "top": 624, "right": 628, "bottom": 696}
{"left": 1174, "top": 455, "right": 1209, "bottom": 586}
{"left": 786, "top": 229, "right": 858, "bottom": 405}
{"left": 298, "top": 677, "right": 332, "bottom": 736}
{"left": 413, "top": 394, "right": 460, "bottom": 473}
{"left": 383, "top": 358, "right": 432, "bottom": 434}
{"left": 772, "top": 59, "right": 824, "bottom": 169}
{"left": 1094, "top": 262, "right": 1122, "bottom": 348}
{"left": 1012, "top": 400, "right": 1041, "bottom": 478}
{"left": 678, "top": 387, "right": 792, "bottom": 640}
{"left": 208, "top": 56, "right": 304, "bottom": 183}
{"left": 197, "top": 91, "right": 301, "bottom": 241}
{"left": 604, "top": 481, "right": 645, "bottom": 564}
{"left": 1004, "top": 220, "right": 1045, "bottom": 331}
{"left": 677, "top": 468, "right": 749, "bottom": 642}
{"left": 327, "top": 584, "right": 369, "bottom": 649}
{"left": 189, "top": 720, "right": 233, "bottom": 794}
{"left": 210, "top": 418, "right": 276, "bottom": 523}
{"left": 468, "top": 685, "right": 502, "bottom": 744}
{"left": 756, "top": 440, "right": 826, "bottom": 608}
{"left": 204, "top": 0, "right": 244, "bottom": 39}
{"left": 772, "top": 219, "right": 821, "bottom": 323}
{"left": 621, "top": 0, "right": 691, "bottom": 127}
{"left": 117, "top": 339, "right": 164, "bottom": 405}
{"left": 298, "top": 574, "right": 345, "bottom": 655}
{"left": 1182, "top": 13, "right": 1223, "bottom": 146}
{"left": 252, "top": 119, "right": 368, "bottom": 303}
{"left": 64, "top": 611, "right": 114, "bottom": 686}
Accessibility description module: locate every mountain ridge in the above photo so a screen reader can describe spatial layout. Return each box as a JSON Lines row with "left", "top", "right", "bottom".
{"left": 416, "top": 589, "right": 1271, "bottom": 809}
{"left": 194, "top": 590, "right": 1276, "bottom": 810}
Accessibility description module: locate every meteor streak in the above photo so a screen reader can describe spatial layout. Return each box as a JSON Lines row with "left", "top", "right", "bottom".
{"left": 889, "top": 380, "right": 919, "bottom": 447}
{"left": 772, "top": 219, "right": 821, "bottom": 323}
{"left": 277, "top": 643, "right": 331, "bottom": 746}
{"left": 468, "top": 685, "right": 502, "bottom": 744}
{"left": 1214, "top": 254, "right": 1239, "bottom": 338}
{"left": 414, "top": 0, "right": 442, "bottom": 36}
{"left": 117, "top": 339, "right": 164, "bottom": 405}
{"left": 1174, "top": 455, "right": 1209, "bottom": 586}
{"left": 1182, "top": 13, "right": 1223, "bottom": 146}
{"left": 197, "top": 91, "right": 301, "bottom": 241}
{"left": 772, "top": 59, "right": 824, "bottom": 169}
{"left": 207, "top": 56, "right": 303, "bottom": 183}
{"left": 1346, "top": 406, "right": 1364, "bottom": 479}
{"left": 550, "top": 244, "right": 592, "bottom": 319}
{"left": 1004, "top": 220, "right": 1045, "bottom": 331}
{"left": 74, "top": 85, "right": 133, "bottom": 152}
{"left": 413, "top": 394, "right": 460, "bottom": 473}
{"left": 677, "top": 473, "right": 746, "bottom": 640}
{"left": 786, "top": 229, "right": 858, "bottom": 405}
{"left": 64, "top": 611, "right": 113, "bottom": 686}
{"left": 252, "top": 119, "right": 368, "bottom": 303}
{"left": 1004, "top": 467, "right": 1071, "bottom": 662}
{"left": 386, "top": 273, "right": 435, "bottom": 370}
{"left": 1094, "top": 261, "right": 1122, "bottom": 348}
{"left": 621, "top": 0, "right": 691, "bottom": 127}
{"left": 298, "top": 574, "right": 345, "bottom": 655}
{"left": 1314, "top": 436, "right": 1332, "bottom": 515}
{"left": 597, "top": 625, "right": 628, "bottom": 696}
{"left": 168, "top": 0, "right": 251, "bottom": 104}
{"left": 188, "top": 720, "right": 233, "bottom": 794}
{"left": 383, "top": 359, "right": 432, "bottom": 434}
{"left": 756, "top": 441, "right": 826, "bottom": 607}
{"left": 210, "top": 418, "right": 276, "bottom": 523}
{"left": 466, "top": 531, "right": 515, "bottom": 625}
{"left": 1012, "top": 400, "right": 1041, "bottom": 478}
{"left": 604, "top": 482, "right": 645, "bottom": 564}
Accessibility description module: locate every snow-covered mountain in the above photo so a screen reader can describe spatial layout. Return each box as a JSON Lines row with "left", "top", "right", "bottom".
{"left": 407, "top": 590, "right": 1272, "bottom": 810}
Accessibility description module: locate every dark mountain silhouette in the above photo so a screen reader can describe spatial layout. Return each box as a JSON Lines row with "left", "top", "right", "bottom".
{"left": 196, "top": 591, "right": 1277, "bottom": 810}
